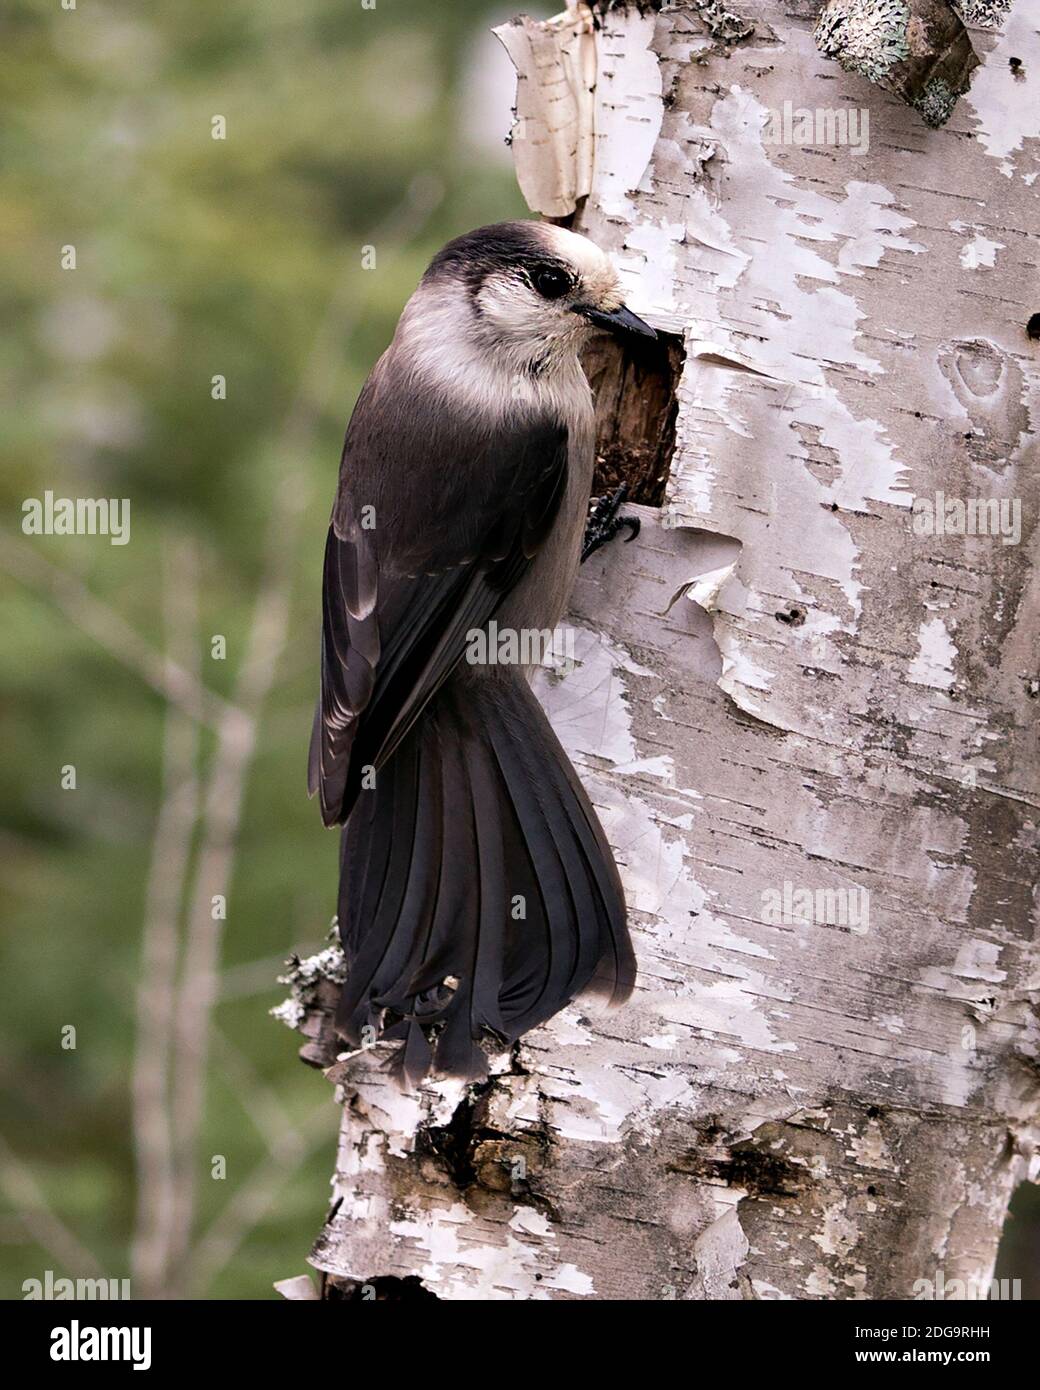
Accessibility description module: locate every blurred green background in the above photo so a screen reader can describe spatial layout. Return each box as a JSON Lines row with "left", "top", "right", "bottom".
{"left": 2, "top": 0, "right": 1036, "bottom": 1303}
{"left": 0, "top": 0, "right": 545, "bottom": 1299}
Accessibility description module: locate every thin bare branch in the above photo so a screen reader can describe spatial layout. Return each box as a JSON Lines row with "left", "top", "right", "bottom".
{"left": 0, "top": 529, "right": 239, "bottom": 734}
{"left": 189, "top": 1104, "right": 331, "bottom": 1295}
{"left": 211, "top": 1027, "right": 303, "bottom": 1161}
{"left": 130, "top": 537, "right": 201, "bottom": 1298}
{"left": 0, "top": 1131, "right": 105, "bottom": 1280}
{"left": 220, "top": 953, "right": 298, "bottom": 1001}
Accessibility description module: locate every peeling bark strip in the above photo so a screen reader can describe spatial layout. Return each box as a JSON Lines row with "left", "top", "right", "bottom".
{"left": 493, "top": 5, "right": 597, "bottom": 218}
{"left": 283, "top": 1, "right": 1040, "bottom": 1299}
{"left": 814, "top": 0, "right": 981, "bottom": 127}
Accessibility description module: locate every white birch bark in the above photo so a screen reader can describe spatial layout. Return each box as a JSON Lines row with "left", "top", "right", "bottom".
{"left": 281, "top": 0, "right": 1040, "bottom": 1300}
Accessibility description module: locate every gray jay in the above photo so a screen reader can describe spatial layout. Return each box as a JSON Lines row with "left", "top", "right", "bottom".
{"left": 309, "top": 221, "right": 653, "bottom": 1084}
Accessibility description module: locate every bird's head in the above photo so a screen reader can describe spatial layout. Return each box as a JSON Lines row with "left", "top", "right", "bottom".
{"left": 421, "top": 221, "right": 656, "bottom": 375}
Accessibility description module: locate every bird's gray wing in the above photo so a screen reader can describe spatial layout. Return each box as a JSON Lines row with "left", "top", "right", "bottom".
{"left": 309, "top": 366, "right": 569, "bottom": 827}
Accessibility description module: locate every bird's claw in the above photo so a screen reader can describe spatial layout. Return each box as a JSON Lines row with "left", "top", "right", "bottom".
{"left": 581, "top": 482, "right": 641, "bottom": 562}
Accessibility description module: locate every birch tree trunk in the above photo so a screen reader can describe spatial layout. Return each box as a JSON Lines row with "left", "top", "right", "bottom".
{"left": 279, "top": 0, "right": 1040, "bottom": 1300}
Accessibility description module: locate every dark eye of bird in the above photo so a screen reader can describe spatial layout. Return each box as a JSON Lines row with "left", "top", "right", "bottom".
{"left": 531, "top": 265, "right": 571, "bottom": 300}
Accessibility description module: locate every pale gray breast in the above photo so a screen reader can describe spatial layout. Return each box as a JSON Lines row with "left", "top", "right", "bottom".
{"left": 498, "top": 369, "right": 595, "bottom": 637}
{"left": 395, "top": 285, "right": 597, "bottom": 645}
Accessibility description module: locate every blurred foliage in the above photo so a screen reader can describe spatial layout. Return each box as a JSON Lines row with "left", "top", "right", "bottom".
{"left": 0, "top": 0, "right": 528, "bottom": 1298}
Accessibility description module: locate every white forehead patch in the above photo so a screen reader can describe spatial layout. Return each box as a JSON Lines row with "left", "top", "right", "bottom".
{"left": 539, "top": 224, "right": 623, "bottom": 310}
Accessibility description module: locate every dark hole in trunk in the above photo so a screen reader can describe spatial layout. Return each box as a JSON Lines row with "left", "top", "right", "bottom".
{"left": 324, "top": 1272, "right": 439, "bottom": 1301}
{"left": 581, "top": 328, "right": 685, "bottom": 507}
{"left": 993, "top": 1180, "right": 1040, "bottom": 1300}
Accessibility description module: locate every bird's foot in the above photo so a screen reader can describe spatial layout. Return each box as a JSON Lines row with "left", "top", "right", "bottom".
{"left": 581, "top": 482, "right": 641, "bottom": 562}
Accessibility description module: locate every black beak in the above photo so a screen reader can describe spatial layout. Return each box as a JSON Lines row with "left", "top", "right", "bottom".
{"left": 576, "top": 303, "right": 657, "bottom": 340}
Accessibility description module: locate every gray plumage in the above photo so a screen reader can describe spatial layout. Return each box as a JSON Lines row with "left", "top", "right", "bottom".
{"left": 309, "top": 221, "right": 653, "bottom": 1083}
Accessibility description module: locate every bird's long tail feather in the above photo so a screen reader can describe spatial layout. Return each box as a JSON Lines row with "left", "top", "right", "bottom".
{"left": 335, "top": 671, "right": 634, "bottom": 1084}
